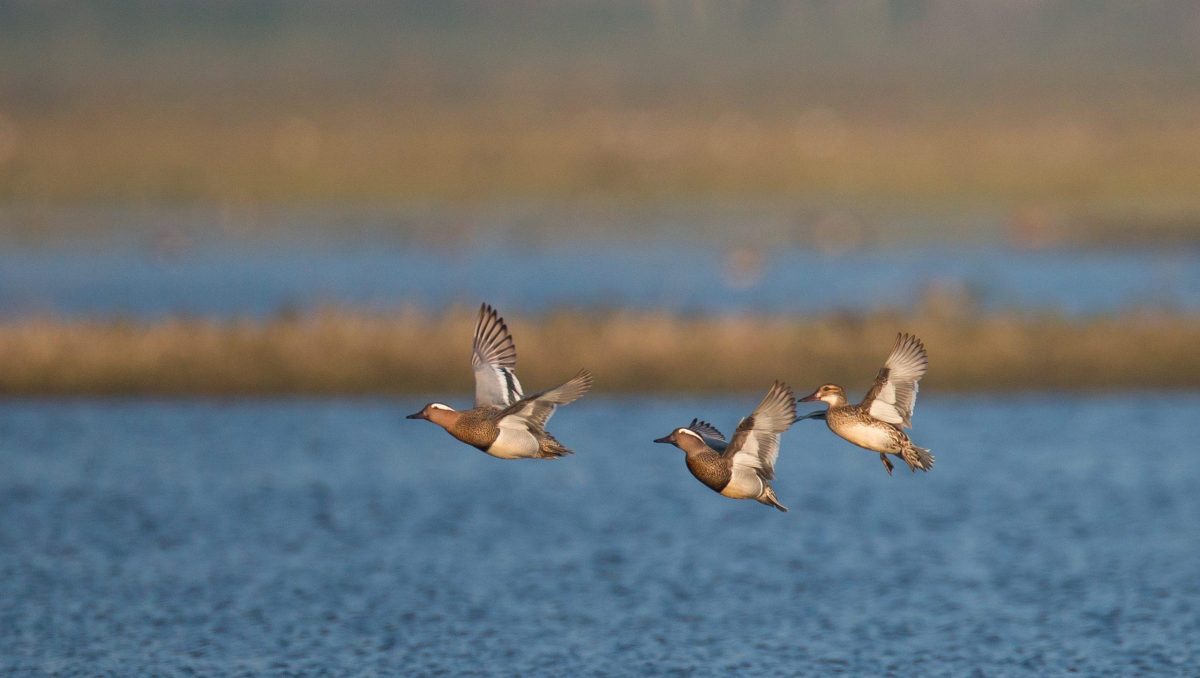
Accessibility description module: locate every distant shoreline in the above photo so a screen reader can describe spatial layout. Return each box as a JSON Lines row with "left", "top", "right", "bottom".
{"left": 1, "top": 309, "right": 1196, "bottom": 396}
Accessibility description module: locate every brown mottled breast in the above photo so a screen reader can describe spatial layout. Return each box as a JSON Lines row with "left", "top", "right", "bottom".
{"left": 448, "top": 408, "right": 501, "bottom": 451}
{"left": 825, "top": 405, "right": 867, "bottom": 430}
{"left": 829, "top": 405, "right": 905, "bottom": 433}
{"left": 685, "top": 450, "right": 732, "bottom": 493}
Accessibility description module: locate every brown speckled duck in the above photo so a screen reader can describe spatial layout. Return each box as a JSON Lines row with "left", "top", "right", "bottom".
{"left": 654, "top": 381, "right": 797, "bottom": 512}
{"left": 799, "top": 333, "right": 933, "bottom": 476}
{"left": 407, "top": 303, "right": 592, "bottom": 459}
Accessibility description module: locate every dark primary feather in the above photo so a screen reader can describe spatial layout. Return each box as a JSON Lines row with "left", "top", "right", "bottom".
{"left": 472, "top": 303, "right": 518, "bottom": 370}
{"left": 687, "top": 418, "right": 728, "bottom": 453}
{"left": 471, "top": 303, "right": 523, "bottom": 407}
{"left": 688, "top": 418, "right": 726, "bottom": 441}
{"left": 499, "top": 369, "right": 593, "bottom": 430}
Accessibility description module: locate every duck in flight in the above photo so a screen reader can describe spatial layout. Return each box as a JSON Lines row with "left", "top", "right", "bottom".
{"left": 799, "top": 333, "right": 933, "bottom": 475}
{"left": 653, "top": 381, "right": 797, "bottom": 511}
{"left": 407, "top": 303, "right": 592, "bottom": 459}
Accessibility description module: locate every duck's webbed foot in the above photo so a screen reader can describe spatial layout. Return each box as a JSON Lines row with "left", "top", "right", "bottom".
{"left": 880, "top": 453, "right": 895, "bottom": 476}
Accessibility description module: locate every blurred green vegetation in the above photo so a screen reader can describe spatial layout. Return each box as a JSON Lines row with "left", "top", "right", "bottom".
{"left": 2, "top": 1, "right": 1200, "bottom": 243}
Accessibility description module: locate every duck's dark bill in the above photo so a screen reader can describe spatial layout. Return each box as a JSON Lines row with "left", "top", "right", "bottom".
{"left": 652, "top": 435, "right": 673, "bottom": 444}
{"left": 798, "top": 392, "right": 820, "bottom": 402}
{"left": 406, "top": 411, "right": 426, "bottom": 419}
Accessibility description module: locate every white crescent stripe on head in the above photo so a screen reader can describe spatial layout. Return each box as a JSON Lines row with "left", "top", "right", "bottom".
{"left": 676, "top": 428, "right": 704, "bottom": 442}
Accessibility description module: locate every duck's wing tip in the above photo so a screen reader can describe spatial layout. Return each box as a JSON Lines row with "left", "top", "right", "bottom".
{"left": 471, "top": 304, "right": 522, "bottom": 407}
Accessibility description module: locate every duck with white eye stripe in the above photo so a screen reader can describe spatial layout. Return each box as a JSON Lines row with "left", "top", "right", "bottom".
{"left": 406, "top": 303, "right": 592, "bottom": 459}
{"left": 653, "top": 381, "right": 797, "bottom": 512}
{"left": 799, "top": 333, "right": 933, "bottom": 476}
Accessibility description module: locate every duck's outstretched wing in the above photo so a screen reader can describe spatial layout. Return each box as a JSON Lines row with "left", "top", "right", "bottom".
{"left": 471, "top": 303, "right": 523, "bottom": 408}
{"left": 498, "top": 369, "right": 593, "bottom": 431}
{"left": 724, "top": 381, "right": 797, "bottom": 481}
{"left": 687, "top": 418, "right": 728, "bottom": 453}
{"left": 860, "top": 333, "right": 927, "bottom": 428}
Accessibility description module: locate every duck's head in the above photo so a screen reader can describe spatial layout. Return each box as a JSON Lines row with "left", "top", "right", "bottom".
{"left": 406, "top": 402, "right": 457, "bottom": 425}
{"left": 653, "top": 427, "right": 707, "bottom": 453}
{"left": 799, "top": 383, "right": 847, "bottom": 407}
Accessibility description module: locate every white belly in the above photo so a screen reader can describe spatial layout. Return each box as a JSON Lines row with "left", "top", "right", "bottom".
{"left": 720, "top": 468, "right": 764, "bottom": 500}
{"left": 486, "top": 423, "right": 540, "bottom": 459}
{"left": 835, "top": 421, "right": 899, "bottom": 453}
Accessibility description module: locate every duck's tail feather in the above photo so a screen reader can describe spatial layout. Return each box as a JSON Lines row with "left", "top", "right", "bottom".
{"left": 900, "top": 444, "right": 934, "bottom": 472}
{"left": 759, "top": 485, "right": 789, "bottom": 512}
{"left": 537, "top": 431, "right": 574, "bottom": 459}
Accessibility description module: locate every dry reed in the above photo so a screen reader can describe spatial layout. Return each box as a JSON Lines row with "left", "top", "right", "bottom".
{"left": 0, "top": 308, "right": 1197, "bottom": 396}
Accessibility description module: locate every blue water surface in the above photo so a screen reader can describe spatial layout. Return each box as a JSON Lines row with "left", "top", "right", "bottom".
{"left": 2, "top": 394, "right": 1198, "bottom": 675}
{"left": 1, "top": 242, "right": 1197, "bottom": 318}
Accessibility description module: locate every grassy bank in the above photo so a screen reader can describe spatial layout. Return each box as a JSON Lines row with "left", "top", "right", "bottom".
{"left": 1, "top": 309, "right": 1196, "bottom": 396}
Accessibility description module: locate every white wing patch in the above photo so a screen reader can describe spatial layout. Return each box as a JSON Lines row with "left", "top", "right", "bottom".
{"left": 471, "top": 304, "right": 524, "bottom": 408}
{"left": 725, "top": 381, "right": 797, "bottom": 481}
{"left": 730, "top": 432, "right": 765, "bottom": 471}
{"left": 867, "top": 333, "right": 928, "bottom": 428}
{"left": 499, "top": 370, "right": 592, "bottom": 429}
{"left": 869, "top": 382, "right": 905, "bottom": 425}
